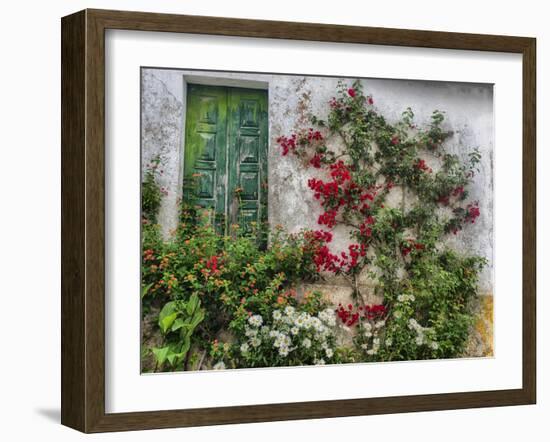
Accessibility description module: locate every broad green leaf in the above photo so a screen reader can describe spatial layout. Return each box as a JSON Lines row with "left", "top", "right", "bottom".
{"left": 171, "top": 318, "right": 186, "bottom": 332}
{"left": 160, "top": 312, "right": 178, "bottom": 334}
{"left": 166, "top": 349, "right": 185, "bottom": 367}
{"left": 159, "top": 301, "right": 177, "bottom": 320}
{"left": 151, "top": 346, "right": 170, "bottom": 365}
{"left": 186, "top": 294, "right": 199, "bottom": 315}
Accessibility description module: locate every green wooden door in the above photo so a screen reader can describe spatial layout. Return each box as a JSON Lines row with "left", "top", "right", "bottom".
{"left": 184, "top": 84, "right": 268, "bottom": 235}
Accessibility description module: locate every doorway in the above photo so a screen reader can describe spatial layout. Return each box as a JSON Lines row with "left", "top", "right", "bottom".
{"left": 184, "top": 84, "right": 268, "bottom": 235}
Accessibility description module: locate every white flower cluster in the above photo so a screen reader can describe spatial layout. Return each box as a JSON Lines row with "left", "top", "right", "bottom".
{"left": 360, "top": 320, "right": 386, "bottom": 355}
{"left": 248, "top": 314, "right": 263, "bottom": 328}
{"left": 408, "top": 318, "right": 439, "bottom": 349}
{"left": 240, "top": 307, "right": 338, "bottom": 361}
{"left": 397, "top": 293, "right": 415, "bottom": 303}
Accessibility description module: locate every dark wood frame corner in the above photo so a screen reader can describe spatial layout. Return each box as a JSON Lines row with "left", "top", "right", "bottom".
{"left": 61, "top": 8, "right": 536, "bottom": 433}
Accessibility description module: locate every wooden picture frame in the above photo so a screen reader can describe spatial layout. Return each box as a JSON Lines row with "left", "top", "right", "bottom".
{"left": 61, "top": 8, "right": 536, "bottom": 433}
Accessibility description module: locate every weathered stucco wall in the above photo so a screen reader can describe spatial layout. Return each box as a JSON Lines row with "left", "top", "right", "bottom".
{"left": 142, "top": 68, "right": 494, "bottom": 295}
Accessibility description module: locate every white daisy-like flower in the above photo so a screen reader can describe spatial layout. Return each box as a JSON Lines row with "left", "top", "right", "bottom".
{"left": 385, "top": 338, "right": 393, "bottom": 347}
{"left": 325, "top": 348, "right": 334, "bottom": 358}
{"left": 248, "top": 314, "right": 263, "bottom": 328}
{"left": 319, "top": 308, "right": 336, "bottom": 326}
{"left": 310, "top": 317, "right": 323, "bottom": 332}
{"left": 290, "top": 326, "right": 299, "bottom": 336}
{"left": 363, "top": 322, "right": 373, "bottom": 332}
{"left": 269, "top": 330, "right": 280, "bottom": 339}
{"left": 367, "top": 349, "right": 377, "bottom": 355}
{"left": 393, "top": 310, "right": 402, "bottom": 319}
{"left": 245, "top": 327, "right": 257, "bottom": 337}
{"left": 260, "top": 326, "right": 269, "bottom": 334}
{"left": 272, "top": 310, "right": 282, "bottom": 321}
{"left": 415, "top": 335, "right": 424, "bottom": 346}
{"left": 274, "top": 334, "right": 291, "bottom": 349}
{"left": 284, "top": 306, "right": 295, "bottom": 317}
{"left": 294, "top": 313, "right": 307, "bottom": 328}
{"left": 315, "top": 325, "right": 327, "bottom": 337}
{"left": 409, "top": 294, "right": 416, "bottom": 302}
{"left": 213, "top": 361, "right": 226, "bottom": 370}
{"left": 250, "top": 336, "right": 261, "bottom": 348}
{"left": 314, "top": 358, "right": 326, "bottom": 365}
{"left": 374, "top": 320, "right": 385, "bottom": 329}
{"left": 240, "top": 343, "right": 250, "bottom": 354}
{"left": 364, "top": 331, "right": 373, "bottom": 338}
{"left": 278, "top": 345, "right": 290, "bottom": 357}
{"left": 430, "top": 341, "right": 439, "bottom": 350}
{"left": 361, "top": 343, "right": 369, "bottom": 350}
{"left": 302, "top": 338, "right": 312, "bottom": 349}
{"left": 397, "top": 294, "right": 406, "bottom": 302}
{"left": 373, "top": 337, "right": 380, "bottom": 346}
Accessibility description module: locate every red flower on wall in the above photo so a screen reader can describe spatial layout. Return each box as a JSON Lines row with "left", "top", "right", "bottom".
{"left": 415, "top": 159, "right": 432, "bottom": 173}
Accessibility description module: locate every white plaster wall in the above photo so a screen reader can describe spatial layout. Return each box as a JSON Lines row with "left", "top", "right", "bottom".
{"left": 141, "top": 68, "right": 494, "bottom": 292}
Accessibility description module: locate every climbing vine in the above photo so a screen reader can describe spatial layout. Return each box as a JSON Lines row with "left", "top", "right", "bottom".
{"left": 277, "top": 81, "right": 486, "bottom": 360}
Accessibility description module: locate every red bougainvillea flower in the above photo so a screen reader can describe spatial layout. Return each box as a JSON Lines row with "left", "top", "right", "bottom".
{"left": 364, "top": 304, "right": 387, "bottom": 320}
{"left": 307, "top": 128, "right": 324, "bottom": 141}
{"left": 329, "top": 161, "right": 351, "bottom": 183}
{"left": 348, "top": 88, "right": 356, "bottom": 98}
{"left": 415, "top": 159, "right": 432, "bottom": 173}
{"left": 312, "top": 230, "right": 333, "bottom": 243}
{"left": 452, "top": 186, "right": 465, "bottom": 197}
{"left": 367, "top": 96, "right": 374, "bottom": 105}
{"left": 437, "top": 194, "right": 450, "bottom": 205}
{"left": 336, "top": 303, "right": 360, "bottom": 326}
{"left": 401, "top": 239, "right": 424, "bottom": 256}
{"left": 391, "top": 135, "right": 400, "bottom": 145}
{"left": 465, "top": 202, "right": 481, "bottom": 224}
{"left": 310, "top": 153, "right": 323, "bottom": 168}
{"left": 276, "top": 134, "right": 297, "bottom": 156}
{"left": 317, "top": 209, "right": 338, "bottom": 228}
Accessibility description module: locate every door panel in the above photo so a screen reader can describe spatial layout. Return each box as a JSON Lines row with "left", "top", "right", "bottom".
{"left": 184, "top": 85, "right": 228, "bottom": 230}
{"left": 227, "top": 88, "right": 268, "bottom": 238}
{"left": 184, "top": 84, "right": 268, "bottom": 236}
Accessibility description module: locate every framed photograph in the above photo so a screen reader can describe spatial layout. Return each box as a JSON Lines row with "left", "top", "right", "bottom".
{"left": 61, "top": 9, "right": 536, "bottom": 433}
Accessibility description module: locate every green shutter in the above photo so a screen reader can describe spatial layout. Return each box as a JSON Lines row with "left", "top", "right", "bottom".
{"left": 184, "top": 85, "right": 268, "bottom": 236}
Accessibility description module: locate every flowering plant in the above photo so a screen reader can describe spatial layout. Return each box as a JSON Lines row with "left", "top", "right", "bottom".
{"left": 227, "top": 306, "right": 339, "bottom": 368}
{"left": 278, "top": 81, "right": 487, "bottom": 361}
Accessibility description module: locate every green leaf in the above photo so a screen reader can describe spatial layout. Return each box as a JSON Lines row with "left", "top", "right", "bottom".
{"left": 171, "top": 318, "right": 185, "bottom": 332}
{"left": 151, "top": 346, "right": 170, "bottom": 366}
{"left": 186, "top": 294, "right": 199, "bottom": 315}
{"left": 160, "top": 312, "right": 178, "bottom": 334}
{"left": 141, "top": 282, "right": 154, "bottom": 299}
{"left": 159, "top": 301, "right": 177, "bottom": 320}
{"left": 166, "top": 351, "right": 183, "bottom": 367}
